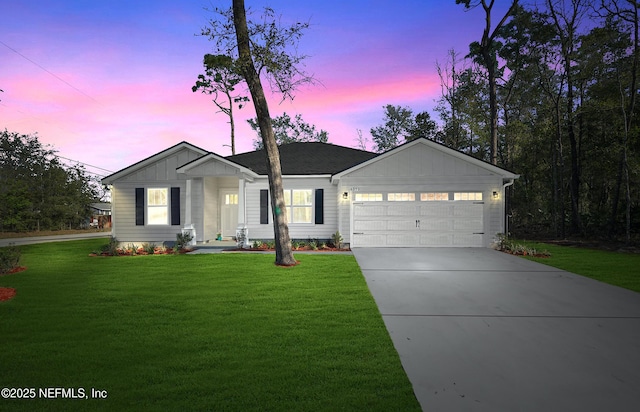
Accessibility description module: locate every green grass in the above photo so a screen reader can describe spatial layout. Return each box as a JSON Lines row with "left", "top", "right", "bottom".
{"left": 0, "top": 240, "right": 420, "bottom": 411}
{"left": 520, "top": 241, "right": 640, "bottom": 293}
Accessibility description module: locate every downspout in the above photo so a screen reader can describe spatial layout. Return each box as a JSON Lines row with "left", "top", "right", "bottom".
{"left": 503, "top": 179, "right": 515, "bottom": 236}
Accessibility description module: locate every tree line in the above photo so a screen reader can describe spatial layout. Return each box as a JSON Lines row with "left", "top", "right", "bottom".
{"left": 438, "top": 0, "right": 639, "bottom": 242}
{"left": 357, "top": 1, "right": 639, "bottom": 242}
{"left": 0, "top": 130, "right": 99, "bottom": 232}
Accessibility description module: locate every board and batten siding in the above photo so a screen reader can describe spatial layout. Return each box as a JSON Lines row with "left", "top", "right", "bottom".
{"left": 109, "top": 147, "right": 204, "bottom": 244}
{"left": 344, "top": 142, "right": 496, "bottom": 179}
{"left": 245, "top": 177, "right": 339, "bottom": 240}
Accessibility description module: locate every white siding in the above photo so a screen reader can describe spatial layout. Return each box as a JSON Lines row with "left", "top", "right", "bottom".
{"left": 109, "top": 147, "right": 204, "bottom": 244}
{"left": 245, "top": 177, "right": 339, "bottom": 241}
{"left": 110, "top": 182, "right": 185, "bottom": 244}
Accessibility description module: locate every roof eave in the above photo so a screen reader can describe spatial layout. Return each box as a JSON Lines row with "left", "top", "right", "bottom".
{"left": 176, "top": 152, "right": 260, "bottom": 180}
{"left": 101, "top": 141, "right": 209, "bottom": 185}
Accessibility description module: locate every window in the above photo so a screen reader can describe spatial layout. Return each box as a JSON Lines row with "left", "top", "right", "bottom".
{"left": 225, "top": 194, "right": 238, "bottom": 205}
{"left": 147, "top": 188, "right": 168, "bottom": 225}
{"left": 388, "top": 193, "right": 415, "bottom": 201}
{"left": 354, "top": 193, "right": 383, "bottom": 201}
{"left": 421, "top": 192, "right": 449, "bottom": 201}
{"left": 284, "top": 189, "right": 313, "bottom": 223}
{"left": 454, "top": 192, "right": 483, "bottom": 201}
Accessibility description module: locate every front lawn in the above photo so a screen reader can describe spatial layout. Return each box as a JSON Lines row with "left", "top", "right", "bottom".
{"left": 521, "top": 241, "right": 640, "bottom": 293}
{"left": 0, "top": 239, "right": 420, "bottom": 411}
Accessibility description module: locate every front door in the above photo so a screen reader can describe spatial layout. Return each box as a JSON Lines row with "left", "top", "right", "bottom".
{"left": 220, "top": 190, "right": 239, "bottom": 238}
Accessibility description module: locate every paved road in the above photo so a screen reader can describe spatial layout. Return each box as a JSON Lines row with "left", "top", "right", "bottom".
{"left": 353, "top": 247, "right": 640, "bottom": 412}
{"left": 0, "top": 231, "right": 112, "bottom": 247}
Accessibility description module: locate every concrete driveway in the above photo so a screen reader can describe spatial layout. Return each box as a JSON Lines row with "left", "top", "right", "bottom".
{"left": 353, "top": 247, "right": 640, "bottom": 412}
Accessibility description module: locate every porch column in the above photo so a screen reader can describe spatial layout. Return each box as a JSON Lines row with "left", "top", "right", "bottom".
{"left": 185, "top": 178, "right": 192, "bottom": 225}
{"left": 236, "top": 177, "right": 248, "bottom": 247}
{"left": 182, "top": 178, "right": 196, "bottom": 246}
{"left": 237, "top": 178, "right": 246, "bottom": 225}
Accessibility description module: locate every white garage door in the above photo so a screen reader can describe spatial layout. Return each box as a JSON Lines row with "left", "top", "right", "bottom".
{"left": 352, "top": 201, "right": 484, "bottom": 247}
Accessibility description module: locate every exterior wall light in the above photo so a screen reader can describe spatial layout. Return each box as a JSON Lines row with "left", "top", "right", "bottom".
{"left": 342, "top": 192, "right": 349, "bottom": 200}
{"left": 492, "top": 191, "right": 499, "bottom": 199}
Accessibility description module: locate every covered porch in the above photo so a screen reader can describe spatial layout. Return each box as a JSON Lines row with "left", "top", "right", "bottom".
{"left": 176, "top": 153, "right": 259, "bottom": 244}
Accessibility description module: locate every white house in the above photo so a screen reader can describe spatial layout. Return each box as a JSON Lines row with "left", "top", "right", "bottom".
{"left": 101, "top": 138, "right": 519, "bottom": 248}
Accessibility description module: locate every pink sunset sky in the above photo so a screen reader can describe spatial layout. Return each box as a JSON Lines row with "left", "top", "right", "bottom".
{"left": 1, "top": 0, "right": 506, "bottom": 179}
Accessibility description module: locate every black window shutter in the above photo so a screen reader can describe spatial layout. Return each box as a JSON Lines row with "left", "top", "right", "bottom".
{"left": 171, "top": 187, "right": 180, "bottom": 226}
{"left": 135, "top": 188, "right": 144, "bottom": 226}
{"left": 315, "top": 189, "right": 324, "bottom": 224}
{"left": 260, "top": 189, "right": 269, "bottom": 224}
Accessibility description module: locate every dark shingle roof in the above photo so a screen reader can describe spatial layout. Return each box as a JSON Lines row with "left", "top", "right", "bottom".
{"left": 226, "top": 142, "right": 378, "bottom": 175}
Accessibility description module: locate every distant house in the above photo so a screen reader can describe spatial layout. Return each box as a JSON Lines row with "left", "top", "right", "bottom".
{"left": 89, "top": 202, "right": 111, "bottom": 228}
{"left": 101, "top": 138, "right": 518, "bottom": 248}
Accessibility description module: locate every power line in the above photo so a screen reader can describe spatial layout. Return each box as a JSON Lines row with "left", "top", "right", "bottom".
{"left": 57, "top": 155, "right": 114, "bottom": 174}
{"left": 0, "top": 39, "right": 99, "bottom": 104}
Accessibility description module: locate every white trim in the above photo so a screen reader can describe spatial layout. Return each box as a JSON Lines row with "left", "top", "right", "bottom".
{"left": 176, "top": 152, "right": 259, "bottom": 180}
{"left": 278, "top": 175, "right": 332, "bottom": 179}
{"left": 185, "top": 179, "right": 192, "bottom": 226}
{"left": 102, "top": 142, "right": 208, "bottom": 184}
{"left": 237, "top": 178, "right": 246, "bottom": 226}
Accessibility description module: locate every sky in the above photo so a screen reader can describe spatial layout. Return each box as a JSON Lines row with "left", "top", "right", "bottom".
{"left": 1, "top": 0, "right": 509, "bottom": 179}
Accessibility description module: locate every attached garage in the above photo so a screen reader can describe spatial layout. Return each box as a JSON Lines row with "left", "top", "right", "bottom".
{"left": 332, "top": 139, "right": 519, "bottom": 248}
{"left": 352, "top": 196, "right": 484, "bottom": 247}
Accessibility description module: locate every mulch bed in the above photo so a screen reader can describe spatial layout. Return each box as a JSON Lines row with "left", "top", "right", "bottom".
{"left": 0, "top": 267, "right": 26, "bottom": 302}
{"left": 500, "top": 250, "right": 550, "bottom": 258}
{"left": 0, "top": 287, "right": 17, "bottom": 301}
{"left": 227, "top": 247, "right": 351, "bottom": 252}
{"left": 0, "top": 266, "right": 27, "bottom": 276}
{"left": 89, "top": 249, "right": 191, "bottom": 257}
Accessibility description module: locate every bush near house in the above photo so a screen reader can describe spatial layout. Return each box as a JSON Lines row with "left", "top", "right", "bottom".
{"left": 0, "top": 244, "right": 21, "bottom": 274}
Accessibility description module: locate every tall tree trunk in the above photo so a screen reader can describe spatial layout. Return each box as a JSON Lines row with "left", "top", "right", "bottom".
{"left": 228, "top": 92, "right": 236, "bottom": 155}
{"left": 233, "top": 0, "right": 296, "bottom": 266}
{"left": 476, "top": 0, "right": 519, "bottom": 165}
{"left": 548, "top": 0, "right": 586, "bottom": 235}
{"left": 554, "top": 98, "right": 566, "bottom": 238}
{"left": 566, "top": 69, "right": 583, "bottom": 234}
{"left": 484, "top": 47, "right": 499, "bottom": 165}
{"left": 223, "top": 88, "right": 237, "bottom": 155}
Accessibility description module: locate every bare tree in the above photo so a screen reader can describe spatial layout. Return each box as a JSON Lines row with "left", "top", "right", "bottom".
{"left": 192, "top": 54, "right": 248, "bottom": 155}
{"left": 547, "top": 0, "right": 590, "bottom": 235}
{"left": 456, "top": 0, "right": 520, "bottom": 165}
{"left": 354, "top": 129, "right": 369, "bottom": 151}
{"left": 600, "top": 0, "right": 638, "bottom": 243}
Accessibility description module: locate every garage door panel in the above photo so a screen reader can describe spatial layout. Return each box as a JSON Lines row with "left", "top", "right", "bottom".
{"left": 352, "top": 200, "right": 484, "bottom": 248}
{"left": 354, "top": 219, "right": 386, "bottom": 231}
{"left": 353, "top": 234, "right": 385, "bottom": 247}
{"left": 388, "top": 204, "right": 418, "bottom": 216}
{"left": 421, "top": 219, "right": 454, "bottom": 231}
{"left": 354, "top": 205, "right": 386, "bottom": 217}
{"left": 420, "top": 203, "right": 453, "bottom": 217}
{"left": 388, "top": 219, "right": 418, "bottom": 231}
{"left": 453, "top": 203, "right": 483, "bottom": 216}
{"left": 453, "top": 233, "right": 483, "bottom": 247}
{"left": 454, "top": 218, "right": 483, "bottom": 231}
